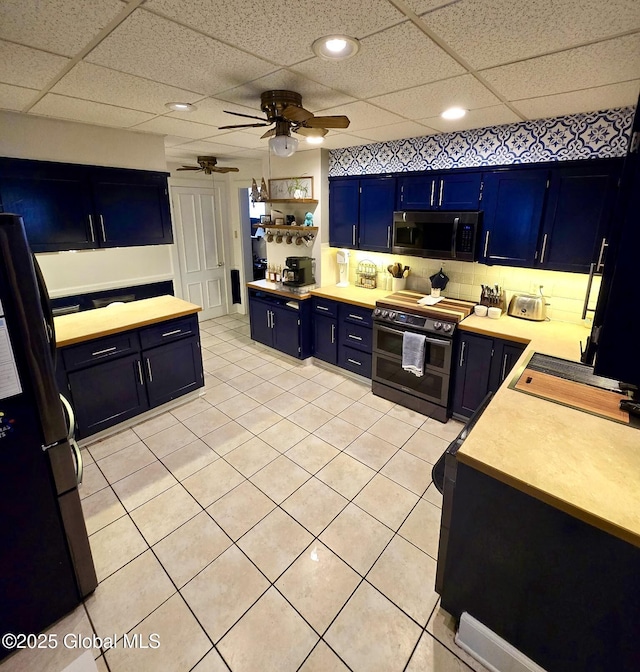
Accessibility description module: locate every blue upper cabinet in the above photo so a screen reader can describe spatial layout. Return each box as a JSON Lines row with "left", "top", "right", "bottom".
{"left": 329, "top": 178, "right": 359, "bottom": 248}
{"left": 359, "top": 177, "right": 395, "bottom": 252}
{"left": 480, "top": 169, "right": 549, "bottom": 267}
{"left": 537, "top": 162, "right": 621, "bottom": 273}
{"left": 397, "top": 172, "right": 482, "bottom": 210}
{"left": 0, "top": 158, "right": 172, "bottom": 252}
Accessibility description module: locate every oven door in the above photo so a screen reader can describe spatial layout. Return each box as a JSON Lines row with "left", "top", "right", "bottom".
{"left": 373, "top": 323, "right": 452, "bottom": 374}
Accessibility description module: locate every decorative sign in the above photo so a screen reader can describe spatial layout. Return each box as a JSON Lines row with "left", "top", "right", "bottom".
{"left": 268, "top": 177, "right": 314, "bottom": 200}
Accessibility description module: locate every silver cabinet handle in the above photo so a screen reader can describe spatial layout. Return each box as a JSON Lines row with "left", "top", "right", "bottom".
{"left": 92, "top": 346, "right": 117, "bottom": 356}
{"left": 483, "top": 231, "right": 490, "bottom": 258}
{"left": 582, "top": 263, "right": 596, "bottom": 320}
{"left": 270, "top": 310, "right": 275, "bottom": 329}
{"left": 352, "top": 224, "right": 356, "bottom": 246}
{"left": 596, "top": 237, "right": 608, "bottom": 272}
{"left": 330, "top": 324, "right": 335, "bottom": 344}
{"left": 387, "top": 225, "right": 391, "bottom": 248}
{"left": 88, "top": 214, "right": 96, "bottom": 243}
{"left": 348, "top": 334, "right": 363, "bottom": 341}
{"left": 146, "top": 358, "right": 153, "bottom": 382}
{"left": 317, "top": 305, "right": 329, "bottom": 311}
{"left": 266, "top": 310, "right": 271, "bottom": 329}
{"left": 459, "top": 341, "right": 466, "bottom": 367}
{"left": 162, "top": 329, "right": 182, "bottom": 337}
{"left": 136, "top": 360, "right": 144, "bottom": 385}
{"left": 540, "top": 233, "right": 548, "bottom": 264}
{"left": 438, "top": 180, "right": 444, "bottom": 206}
{"left": 348, "top": 314, "right": 364, "bottom": 321}
{"left": 501, "top": 353, "right": 508, "bottom": 382}
{"left": 430, "top": 180, "right": 436, "bottom": 207}
{"left": 99, "top": 214, "right": 106, "bottom": 241}
{"left": 347, "top": 358, "right": 362, "bottom": 366}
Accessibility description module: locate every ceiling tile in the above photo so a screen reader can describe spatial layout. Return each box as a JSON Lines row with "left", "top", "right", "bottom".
{"left": 312, "top": 101, "right": 407, "bottom": 132}
{"left": 421, "top": 0, "right": 640, "bottom": 69}
{"left": 355, "top": 121, "right": 437, "bottom": 142}
{"left": 292, "top": 21, "right": 465, "bottom": 99}
{"left": 404, "top": 0, "right": 459, "bottom": 13}
{"left": 421, "top": 104, "right": 521, "bottom": 132}
{"left": 481, "top": 34, "right": 640, "bottom": 101}
{"left": 206, "top": 131, "right": 266, "bottom": 149}
{"left": 0, "top": 40, "right": 70, "bottom": 89}
{"left": 130, "top": 116, "right": 219, "bottom": 139}
{"left": 163, "top": 135, "right": 196, "bottom": 147}
{"left": 30, "top": 93, "right": 154, "bottom": 127}
{"left": 0, "top": 83, "right": 38, "bottom": 112}
{"left": 0, "top": 0, "right": 126, "bottom": 57}
{"left": 216, "top": 70, "right": 356, "bottom": 113}
{"left": 145, "top": 0, "right": 405, "bottom": 66}
{"left": 52, "top": 62, "right": 202, "bottom": 114}
{"left": 307, "top": 133, "right": 373, "bottom": 150}
{"left": 168, "top": 97, "right": 264, "bottom": 129}
{"left": 370, "top": 74, "right": 501, "bottom": 119}
{"left": 174, "top": 139, "right": 249, "bottom": 156}
{"left": 229, "top": 148, "right": 268, "bottom": 159}
{"left": 513, "top": 80, "right": 640, "bottom": 120}
{"left": 85, "top": 9, "right": 278, "bottom": 95}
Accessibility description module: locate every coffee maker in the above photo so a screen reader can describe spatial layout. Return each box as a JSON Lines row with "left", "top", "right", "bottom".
{"left": 283, "top": 256, "right": 315, "bottom": 287}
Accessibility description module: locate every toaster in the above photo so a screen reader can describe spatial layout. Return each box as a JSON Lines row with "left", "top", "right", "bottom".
{"left": 507, "top": 293, "right": 548, "bottom": 321}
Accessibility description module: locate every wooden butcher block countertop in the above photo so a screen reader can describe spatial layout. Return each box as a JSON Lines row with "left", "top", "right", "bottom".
{"left": 54, "top": 295, "right": 201, "bottom": 347}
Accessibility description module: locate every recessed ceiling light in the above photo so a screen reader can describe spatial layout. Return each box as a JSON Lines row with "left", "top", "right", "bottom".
{"left": 312, "top": 35, "right": 360, "bottom": 61}
{"left": 306, "top": 136, "right": 324, "bottom": 145}
{"left": 441, "top": 107, "right": 467, "bottom": 120}
{"left": 165, "top": 102, "right": 196, "bottom": 112}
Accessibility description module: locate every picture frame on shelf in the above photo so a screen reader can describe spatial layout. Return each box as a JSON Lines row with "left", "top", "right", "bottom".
{"left": 260, "top": 215, "right": 271, "bottom": 224}
{"left": 274, "top": 217, "right": 285, "bottom": 226}
{"left": 268, "top": 176, "right": 313, "bottom": 200}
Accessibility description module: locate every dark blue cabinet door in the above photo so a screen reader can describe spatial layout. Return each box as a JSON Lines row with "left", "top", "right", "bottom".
{"left": 0, "top": 159, "right": 94, "bottom": 252}
{"left": 439, "top": 172, "right": 482, "bottom": 210}
{"left": 452, "top": 333, "right": 494, "bottom": 419}
{"left": 359, "top": 177, "right": 396, "bottom": 251}
{"left": 272, "top": 306, "right": 300, "bottom": 358}
{"left": 91, "top": 169, "right": 173, "bottom": 247}
{"left": 249, "top": 298, "right": 273, "bottom": 347}
{"left": 488, "top": 339, "right": 526, "bottom": 393}
{"left": 538, "top": 165, "right": 619, "bottom": 273}
{"left": 313, "top": 314, "right": 337, "bottom": 364}
{"left": 69, "top": 353, "right": 148, "bottom": 438}
{"left": 397, "top": 175, "right": 437, "bottom": 209}
{"left": 329, "top": 179, "right": 359, "bottom": 248}
{"left": 144, "top": 336, "right": 204, "bottom": 408}
{"left": 481, "top": 169, "right": 548, "bottom": 267}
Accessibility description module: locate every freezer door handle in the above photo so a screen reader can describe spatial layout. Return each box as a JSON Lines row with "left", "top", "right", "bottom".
{"left": 59, "top": 393, "right": 76, "bottom": 442}
{"left": 70, "top": 437, "right": 83, "bottom": 485}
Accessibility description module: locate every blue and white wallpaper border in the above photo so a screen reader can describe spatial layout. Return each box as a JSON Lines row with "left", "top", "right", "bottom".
{"left": 328, "top": 107, "right": 635, "bottom": 176}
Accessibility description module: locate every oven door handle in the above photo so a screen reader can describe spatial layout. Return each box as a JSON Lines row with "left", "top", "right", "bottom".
{"left": 375, "top": 323, "right": 452, "bottom": 347}
{"left": 423, "top": 336, "right": 452, "bottom": 347}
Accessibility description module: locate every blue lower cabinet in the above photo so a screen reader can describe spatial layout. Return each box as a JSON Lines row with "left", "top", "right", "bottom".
{"left": 313, "top": 313, "right": 338, "bottom": 364}
{"left": 338, "top": 346, "right": 372, "bottom": 378}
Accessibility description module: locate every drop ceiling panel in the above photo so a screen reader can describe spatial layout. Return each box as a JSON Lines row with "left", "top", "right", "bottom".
{"left": 131, "top": 116, "right": 219, "bottom": 139}
{"left": 30, "top": 93, "right": 154, "bottom": 127}
{"left": 0, "top": 0, "right": 126, "bottom": 57}
{"left": 355, "top": 121, "right": 437, "bottom": 142}
{"left": 370, "top": 74, "right": 502, "bottom": 120}
{"left": 0, "top": 83, "right": 38, "bottom": 112}
{"left": 0, "top": 41, "right": 70, "bottom": 89}
{"left": 421, "top": 0, "right": 640, "bottom": 69}
{"left": 230, "top": 149, "right": 267, "bottom": 159}
{"left": 482, "top": 34, "right": 640, "bottom": 101}
{"left": 85, "top": 9, "right": 277, "bottom": 95}
{"left": 313, "top": 101, "right": 407, "bottom": 132}
{"left": 216, "top": 70, "right": 356, "bottom": 113}
{"left": 52, "top": 62, "right": 202, "bottom": 114}
{"left": 168, "top": 97, "right": 263, "bottom": 128}
{"left": 421, "top": 104, "right": 520, "bottom": 132}
{"left": 311, "top": 133, "right": 372, "bottom": 149}
{"left": 173, "top": 139, "right": 249, "bottom": 156}
{"left": 513, "top": 81, "right": 640, "bottom": 120}
{"left": 145, "top": 0, "right": 405, "bottom": 66}
{"left": 205, "top": 131, "right": 266, "bottom": 149}
{"left": 291, "top": 21, "right": 465, "bottom": 99}
{"left": 164, "top": 135, "right": 196, "bottom": 147}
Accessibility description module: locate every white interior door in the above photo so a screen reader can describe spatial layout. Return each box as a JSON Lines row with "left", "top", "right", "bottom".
{"left": 171, "top": 186, "right": 228, "bottom": 320}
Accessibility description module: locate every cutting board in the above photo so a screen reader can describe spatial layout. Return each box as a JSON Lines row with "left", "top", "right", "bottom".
{"left": 377, "top": 290, "right": 475, "bottom": 322}
{"left": 515, "top": 368, "right": 630, "bottom": 423}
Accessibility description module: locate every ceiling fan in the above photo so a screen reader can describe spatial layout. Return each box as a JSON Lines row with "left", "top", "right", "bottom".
{"left": 176, "top": 156, "right": 240, "bottom": 174}
{"left": 219, "top": 90, "right": 350, "bottom": 156}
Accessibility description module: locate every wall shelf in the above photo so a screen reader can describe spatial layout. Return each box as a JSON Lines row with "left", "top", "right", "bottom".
{"left": 253, "top": 224, "right": 318, "bottom": 233}
{"left": 253, "top": 198, "right": 318, "bottom": 205}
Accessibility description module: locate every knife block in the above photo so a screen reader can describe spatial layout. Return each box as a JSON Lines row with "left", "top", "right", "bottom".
{"left": 479, "top": 290, "right": 506, "bottom": 312}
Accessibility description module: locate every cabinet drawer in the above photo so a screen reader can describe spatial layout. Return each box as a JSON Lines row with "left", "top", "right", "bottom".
{"left": 62, "top": 331, "right": 139, "bottom": 371}
{"left": 313, "top": 297, "right": 338, "bottom": 317}
{"left": 339, "top": 302, "right": 373, "bottom": 327}
{"left": 339, "top": 346, "right": 372, "bottom": 378}
{"left": 340, "top": 322, "right": 372, "bottom": 352}
{"left": 139, "top": 315, "right": 198, "bottom": 350}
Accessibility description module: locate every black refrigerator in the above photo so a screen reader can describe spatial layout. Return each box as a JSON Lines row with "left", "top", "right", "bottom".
{"left": 0, "top": 213, "right": 97, "bottom": 661}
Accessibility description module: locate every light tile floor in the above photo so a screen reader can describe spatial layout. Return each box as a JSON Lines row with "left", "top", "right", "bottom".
{"left": 2, "top": 314, "right": 490, "bottom": 672}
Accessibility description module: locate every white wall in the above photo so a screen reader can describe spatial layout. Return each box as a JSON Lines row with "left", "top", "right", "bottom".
{"left": 0, "top": 110, "right": 175, "bottom": 297}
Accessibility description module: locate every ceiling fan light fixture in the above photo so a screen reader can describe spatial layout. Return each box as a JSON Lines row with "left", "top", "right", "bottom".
{"left": 306, "top": 136, "right": 324, "bottom": 145}
{"left": 441, "top": 106, "right": 467, "bottom": 120}
{"left": 269, "top": 134, "right": 299, "bottom": 157}
{"left": 165, "top": 101, "right": 196, "bottom": 112}
{"left": 312, "top": 35, "right": 360, "bottom": 61}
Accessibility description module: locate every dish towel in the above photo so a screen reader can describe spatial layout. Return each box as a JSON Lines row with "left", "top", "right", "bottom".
{"left": 402, "top": 331, "right": 427, "bottom": 377}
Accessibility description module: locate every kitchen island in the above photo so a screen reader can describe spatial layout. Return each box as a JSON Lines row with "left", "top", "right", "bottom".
{"left": 437, "top": 312, "right": 640, "bottom": 671}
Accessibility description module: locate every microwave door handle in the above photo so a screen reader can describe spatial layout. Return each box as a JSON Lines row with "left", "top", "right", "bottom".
{"left": 451, "top": 217, "right": 459, "bottom": 258}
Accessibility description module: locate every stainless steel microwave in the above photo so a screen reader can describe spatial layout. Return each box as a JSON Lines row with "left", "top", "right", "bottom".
{"left": 392, "top": 211, "right": 481, "bottom": 261}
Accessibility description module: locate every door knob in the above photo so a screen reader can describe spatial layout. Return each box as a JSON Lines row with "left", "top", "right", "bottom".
{"left": 217, "top": 261, "right": 224, "bottom": 267}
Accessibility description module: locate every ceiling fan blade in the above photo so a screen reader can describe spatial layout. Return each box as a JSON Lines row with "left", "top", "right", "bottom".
{"left": 294, "top": 126, "right": 328, "bottom": 137}
{"left": 260, "top": 128, "right": 277, "bottom": 139}
{"left": 305, "top": 115, "right": 350, "bottom": 129}
{"left": 177, "top": 166, "right": 203, "bottom": 171}
{"left": 223, "top": 110, "right": 268, "bottom": 121}
{"left": 212, "top": 166, "right": 240, "bottom": 173}
{"left": 218, "top": 122, "right": 272, "bottom": 130}
{"left": 282, "top": 105, "right": 314, "bottom": 123}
